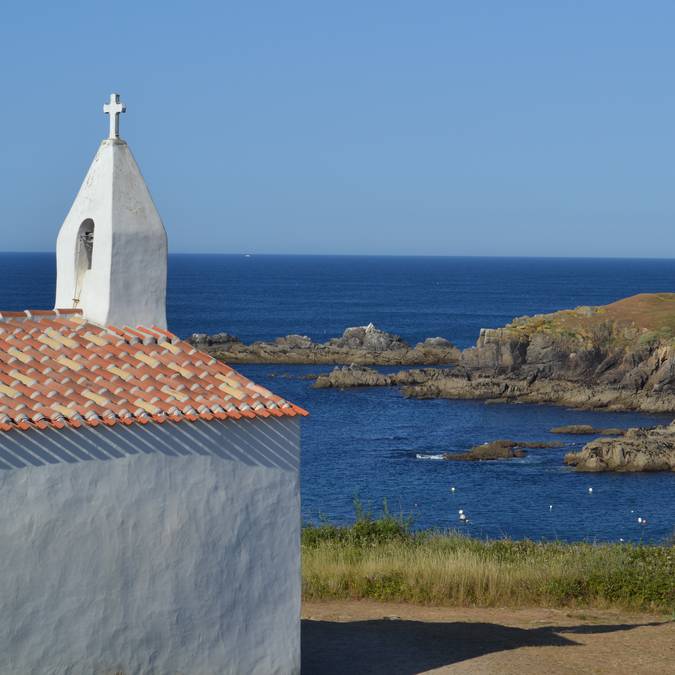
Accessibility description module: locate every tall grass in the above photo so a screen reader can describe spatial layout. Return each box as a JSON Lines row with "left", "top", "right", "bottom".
{"left": 302, "top": 508, "right": 674, "bottom": 613}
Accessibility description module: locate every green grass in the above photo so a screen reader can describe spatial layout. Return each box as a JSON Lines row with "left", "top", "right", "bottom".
{"left": 302, "top": 510, "right": 675, "bottom": 613}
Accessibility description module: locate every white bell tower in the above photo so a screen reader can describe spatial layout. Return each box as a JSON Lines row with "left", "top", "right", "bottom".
{"left": 55, "top": 94, "right": 168, "bottom": 329}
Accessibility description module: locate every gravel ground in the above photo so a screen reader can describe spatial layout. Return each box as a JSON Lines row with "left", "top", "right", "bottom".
{"left": 302, "top": 600, "right": 674, "bottom": 674}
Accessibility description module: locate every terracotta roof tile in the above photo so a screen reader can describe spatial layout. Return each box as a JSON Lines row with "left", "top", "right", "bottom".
{"left": 0, "top": 310, "right": 307, "bottom": 433}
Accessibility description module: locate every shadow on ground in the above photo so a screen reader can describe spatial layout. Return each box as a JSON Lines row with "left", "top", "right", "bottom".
{"left": 301, "top": 618, "right": 661, "bottom": 675}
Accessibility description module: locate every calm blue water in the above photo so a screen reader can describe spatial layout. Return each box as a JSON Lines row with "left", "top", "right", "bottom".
{"left": 1, "top": 253, "right": 674, "bottom": 543}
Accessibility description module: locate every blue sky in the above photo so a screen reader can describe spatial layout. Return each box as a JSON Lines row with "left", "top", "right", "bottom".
{"left": 1, "top": 2, "right": 673, "bottom": 257}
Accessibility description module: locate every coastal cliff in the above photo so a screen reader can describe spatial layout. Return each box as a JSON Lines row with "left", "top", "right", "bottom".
{"left": 405, "top": 294, "right": 675, "bottom": 414}
{"left": 191, "top": 323, "right": 459, "bottom": 365}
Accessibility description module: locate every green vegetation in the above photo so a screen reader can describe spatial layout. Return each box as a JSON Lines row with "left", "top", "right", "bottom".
{"left": 302, "top": 508, "right": 674, "bottom": 613}
{"left": 503, "top": 293, "right": 675, "bottom": 352}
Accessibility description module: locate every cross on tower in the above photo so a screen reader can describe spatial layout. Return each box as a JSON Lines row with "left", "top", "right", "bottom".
{"left": 103, "top": 93, "right": 126, "bottom": 139}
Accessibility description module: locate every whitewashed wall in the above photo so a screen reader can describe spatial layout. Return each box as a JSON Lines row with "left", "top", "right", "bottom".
{"left": 55, "top": 138, "right": 168, "bottom": 329}
{"left": 0, "top": 416, "right": 301, "bottom": 674}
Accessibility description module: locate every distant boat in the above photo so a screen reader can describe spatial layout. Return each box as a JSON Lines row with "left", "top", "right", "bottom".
{"left": 244, "top": 254, "right": 252, "bottom": 258}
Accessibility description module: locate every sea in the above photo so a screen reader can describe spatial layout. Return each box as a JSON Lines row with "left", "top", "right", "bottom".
{"left": 2, "top": 253, "right": 674, "bottom": 544}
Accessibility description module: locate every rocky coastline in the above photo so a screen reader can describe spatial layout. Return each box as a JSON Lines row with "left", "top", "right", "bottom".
{"left": 314, "top": 295, "right": 675, "bottom": 413}
{"left": 190, "top": 323, "right": 459, "bottom": 365}
{"left": 314, "top": 364, "right": 675, "bottom": 413}
{"left": 311, "top": 294, "right": 675, "bottom": 472}
{"left": 564, "top": 424, "right": 675, "bottom": 472}
{"left": 404, "top": 372, "right": 675, "bottom": 414}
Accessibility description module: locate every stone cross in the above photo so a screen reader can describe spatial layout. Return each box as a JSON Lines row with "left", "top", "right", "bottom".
{"left": 103, "top": 93, "right": 126, "bottom": 139}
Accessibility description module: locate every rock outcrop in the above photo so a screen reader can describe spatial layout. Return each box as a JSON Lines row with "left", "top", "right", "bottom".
{"left": 564, "top": 425, "right": 675, "bottom": 472}
{"left": 313, "top": 365, "right": 448, "bottom": 389}
{"left": 550, "top": 425, "right": 625, "bottom": 436}
{"left": 190, "top": 324, "right": 460, "bottom": 365}
{"left": 405, "top": 294, "right": 675, "bottom": 414}
{"left": 444, "top": 439, "right": 564, "bottom": 461}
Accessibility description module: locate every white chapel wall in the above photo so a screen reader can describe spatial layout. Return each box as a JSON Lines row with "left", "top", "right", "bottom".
{"left": 0, "top": 416, "right": 301, "bottom": 674}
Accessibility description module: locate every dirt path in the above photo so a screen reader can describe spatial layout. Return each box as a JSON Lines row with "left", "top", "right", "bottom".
{"left": 302, "top": 600, "right": 674, "bottom": 674}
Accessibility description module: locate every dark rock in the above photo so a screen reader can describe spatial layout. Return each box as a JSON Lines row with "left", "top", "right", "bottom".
{"left": 314, "top": 366, "right": 391, "bottom": 389}
{"left": 313, "top": 366, "right": 450, "bottom": 389}
{"left": 189, "top": 332, "right": 240, "bottom": 346}
{"left": 210, "top": 332, "right": 239, "bottom": 344}
{"left": 444, "top": 439, "right": 563, "bottom": 462}
{"left": 329, "top": 323, "right": 407, "bottom": 352}
{"left": 550, "top": 425, "right": 626, "bottom": 436}
{"left": 274, "top": 334, "right": 313, "bottom": 349}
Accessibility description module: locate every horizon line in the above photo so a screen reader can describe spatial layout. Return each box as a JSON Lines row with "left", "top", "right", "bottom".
{"left": 1, "top": 250, "right": 675, "bottom": 262}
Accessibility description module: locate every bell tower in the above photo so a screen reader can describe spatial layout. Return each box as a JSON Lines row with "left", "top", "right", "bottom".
{"left": 55, "top": 94, "right": 168, "bottom": 329}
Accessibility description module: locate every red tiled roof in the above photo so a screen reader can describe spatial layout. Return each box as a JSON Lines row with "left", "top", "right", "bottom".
{"left": 0, "top": 310, "right": 307, "bottom": 433}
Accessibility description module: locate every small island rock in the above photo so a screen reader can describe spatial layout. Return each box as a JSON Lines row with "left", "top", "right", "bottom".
{"left": 444, "top": 439, "right": 564, "bottom": 461}
{"left": 190, "top": 324, "right": 459, "bottom": 366}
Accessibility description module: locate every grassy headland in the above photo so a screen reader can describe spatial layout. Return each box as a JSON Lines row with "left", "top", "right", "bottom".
{"left": 506, "top": 293, "right": 675, "bottom": 343}
{"left": 476, "top": 292, "right": 675, "bottom": 365}
{"left": 302, "top": 511, "right": 674, "bottom": 613}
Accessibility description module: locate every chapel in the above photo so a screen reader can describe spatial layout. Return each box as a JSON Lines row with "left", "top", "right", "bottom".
{"left": 0, "top": 95, "right": 305, "bottom": 674}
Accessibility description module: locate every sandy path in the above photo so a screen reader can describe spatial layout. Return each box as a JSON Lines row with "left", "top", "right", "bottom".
{"left": 302, "top": 600, "right": 674, "bottom": 674}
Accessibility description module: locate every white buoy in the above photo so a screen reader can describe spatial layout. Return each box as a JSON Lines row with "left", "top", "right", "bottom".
{"left": 619, "top": 538, "right": 624, "bottom": 542}
{"left": 549, "top": 505, "right": 553, "bottom": 511}
{"left": 588, "top": 487, "right": 593, "bottom": 494}
{"left": 637, "top": 517, "right": 643, "bottom": 524}
{"left": 458, "top": 509, "right": 464, "bottom": 515}
{"left": 459, "top": 513, "right": 467, "bottom": 522}
{"left": 450, "top": 487, "right": 456, "bottom": 493}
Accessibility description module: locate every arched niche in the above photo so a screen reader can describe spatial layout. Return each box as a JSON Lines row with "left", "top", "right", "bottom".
{"left": 77, "top": 219, "right": 95, "bottom": 269}
{"left": 74, "top": 219, "right": 95, "bottom": 303}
